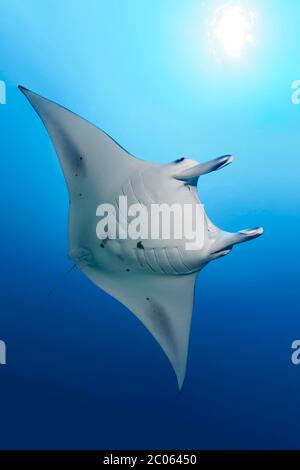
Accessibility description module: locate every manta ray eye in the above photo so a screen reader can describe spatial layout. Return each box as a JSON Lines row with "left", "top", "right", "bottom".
{"left": 174, "top": 157, "right": 185, "bottom": 164}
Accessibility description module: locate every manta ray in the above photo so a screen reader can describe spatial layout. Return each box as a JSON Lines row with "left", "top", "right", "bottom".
{"left": 19, "top": 86, "right": 263, "bottom": 390}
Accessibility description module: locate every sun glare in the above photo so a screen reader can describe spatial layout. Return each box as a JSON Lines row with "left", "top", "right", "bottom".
{"left": 213, "top": 5, "right": 255, "bottom": 59}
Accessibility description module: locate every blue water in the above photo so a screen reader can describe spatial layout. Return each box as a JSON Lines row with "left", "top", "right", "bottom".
{"left": 0, "top": 0, "right": 300, "bottom": 449}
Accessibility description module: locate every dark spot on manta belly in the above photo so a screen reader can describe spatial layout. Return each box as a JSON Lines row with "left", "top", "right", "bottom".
{"left": 64, "top": 145, "right": 86, "bottom": 176}
{"left": 146, "top": 300, "right": 175, "bottom": 351}
{"left": 174, "top": 157, "right": 185, "bottom": 163}
{"left": 100, "top": 237, "right": 109, "bottom": 249}
{"left": 126, "top": 268, "right": 130, "bottom": 272}
{"left": 137, "top": 241, "right": 144, "bottom": 249}
{"left": 146, "top": 297, "right": 150, "bottom": 301}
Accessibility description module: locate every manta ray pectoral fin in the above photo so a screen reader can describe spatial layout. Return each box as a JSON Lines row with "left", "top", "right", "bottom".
{"left": 19, "top": 86, "right": 147, "bottom": 200}
{"left": 176, "top": 155, "right": 234, "bottom": 185}
{"left": 84, "top": 267, "right": 197, "bottom": 391}
{"left": 209, "top": 227, "right": 264, "bottom": 259}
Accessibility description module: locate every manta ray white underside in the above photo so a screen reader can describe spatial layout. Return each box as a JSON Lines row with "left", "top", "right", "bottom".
{"left": 19, "top": 86, "right": 263, "bottom": 390}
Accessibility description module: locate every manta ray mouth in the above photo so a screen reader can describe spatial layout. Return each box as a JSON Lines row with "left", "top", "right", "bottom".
{"left": 212, "top": 245, "right": 233, "bottom": 257}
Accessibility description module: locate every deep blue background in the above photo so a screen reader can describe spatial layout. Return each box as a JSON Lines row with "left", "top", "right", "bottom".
{"left": 0, "top": 0, "right": 300, "bottom": 449}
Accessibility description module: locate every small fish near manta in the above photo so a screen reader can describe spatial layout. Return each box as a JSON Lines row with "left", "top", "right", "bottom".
{"left": 19, "top": 86, "right": 263, "bottom": 391}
